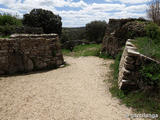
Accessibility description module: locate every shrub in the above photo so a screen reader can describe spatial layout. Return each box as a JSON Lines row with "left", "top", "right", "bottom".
{"left": 86, "top": 21, "right": 106, "bottom": 43}
{"left": 0, "top": 25, "right": 16, "bottom": 35}
{"left": 0, "top": 14, "right": 22, "bottom": 26}
{"left": 139, "top": 62, "right": 160, "bottom": 90}
{"left": 145, "top": 23, "right": 160, "bottom": 42}
{"left": 0, "top": 14, "right": 22, "bottom": 36}
{"left": 23, "top": 9, "right": 62, "bottom": 35}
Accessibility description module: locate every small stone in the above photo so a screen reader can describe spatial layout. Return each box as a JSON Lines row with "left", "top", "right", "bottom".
{"left": 125, "top": 63, "right": 135, "bottom": 71}
{"left": 127, "top": 49, "right": 140, "bottom": 57}
{"left": 125, "top": 56, "right": 135, "bottom": 64}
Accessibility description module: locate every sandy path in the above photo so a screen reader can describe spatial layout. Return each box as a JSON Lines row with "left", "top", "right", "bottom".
{"left": 0, "top": 56, "right": 143, "bottom": 120}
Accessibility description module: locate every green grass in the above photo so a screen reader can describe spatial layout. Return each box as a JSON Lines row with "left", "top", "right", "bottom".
{"left": 108, "top": 53, "right": 160, "bottom": 119}
{"left": 62, "top": 43, "right": 114, "bottom": 59}
{"left": 134, "top": 37, "right": 160, "bottom": 61}
{"left": 73, "top": 44, "right": 101, "bottom": 56}
{"left": 62, "top": 44, "right": 101, "bottom": 57}
{"left": 62, "top": 49, "right": 71, "bottom": 56}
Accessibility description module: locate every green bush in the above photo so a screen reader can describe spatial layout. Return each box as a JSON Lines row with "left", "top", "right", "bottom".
{"left": 86, "top": 21, "right": 106, "bottom": 43}
{"left": 140, "top": 62, "right": 160, "bottom": 89}
{"left": 23, "top": 9, "right": 62, "bottom": 35}
{"left": 0, "top": 14, "right": 22, "bottom": 26}
{"left": 0, "top": 14, "right": 22, "bottom": 36}
{"left": 145, "top": 23, "right": 160, "bottom": 42}
{"left": 0, "top": 25, "right": 15, "bottom": 35}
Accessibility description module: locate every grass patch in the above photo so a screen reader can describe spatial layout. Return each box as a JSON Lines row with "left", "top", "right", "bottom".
{"left": 134, "top": 37, "right": 160, "bottom": 61}
{"left": 73, "top": 44, "right": 101, "bottom": 57}
{"left": 108, "top": 53, "right": 160, "bottom": 119}
{"left": 62, "top": 44, "right": 100, "bottom": 57}
{"left": 62, "top": 49, "right": 71, "bottom": 56}
{"left": 98, "top": 52, "right": 113, "bottom": 59}
{"left": 62, "top": 43, "right": 114, "bottom": 59}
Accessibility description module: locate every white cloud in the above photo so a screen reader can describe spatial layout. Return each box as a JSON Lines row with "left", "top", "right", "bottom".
{"left": 124, "top": 4, "right": 148, "bottom": 13}
{"left": 0, "top": 0, "right": 16, "bottom": 5}
{"left": 0, "top": 0, "right": 150, "bottom": 27}
{"left": 105, "top": 0, "right": 151, "bottom": 4}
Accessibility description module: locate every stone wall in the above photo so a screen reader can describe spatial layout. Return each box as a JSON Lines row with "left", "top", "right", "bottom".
{"left": 118, "top": 39, "right": 160, "bottom": 90}
{"left": 102, "top": 18, "right": 148, "bottom": 58}
{"left": 0, "top": 34, "right": 64, "bottom": 75}
{"left": 107, "top": 18, "right": 146, "bottom": 33}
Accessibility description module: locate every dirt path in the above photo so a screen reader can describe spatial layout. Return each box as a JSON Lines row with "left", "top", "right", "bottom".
{"left": 0, "top": 56, "right": 143, "bottom": 120}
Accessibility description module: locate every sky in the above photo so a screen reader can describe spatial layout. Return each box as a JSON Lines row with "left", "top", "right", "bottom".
{"left": 0, "top": 0, "right": 151, "bottom": 27}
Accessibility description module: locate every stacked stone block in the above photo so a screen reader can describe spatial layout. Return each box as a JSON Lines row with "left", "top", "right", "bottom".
{"left": 118, "top": 39, "right": 160, "bottom": 90}
{"left": 0, "top": 34, "right": 64, "bottom": 75}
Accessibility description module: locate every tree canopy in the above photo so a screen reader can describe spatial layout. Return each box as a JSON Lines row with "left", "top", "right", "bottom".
{"left": 86, "top": 20, "right": 106, "bottom": 43}
{"left": 23, "top": 9, "right": 62, "bottom": 35}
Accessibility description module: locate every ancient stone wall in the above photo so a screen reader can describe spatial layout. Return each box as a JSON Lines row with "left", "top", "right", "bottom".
{"left": 0, "top": 34, "right": 64, "bottom": 75}
{"left": 102, "top": 18, "right": 147, "bottom": 58}
{"left": 118, "top": 39, "right": 160, "bottom": 90}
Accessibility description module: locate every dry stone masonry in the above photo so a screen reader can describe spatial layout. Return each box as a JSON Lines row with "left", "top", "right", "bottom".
{"left": 0, "top": 34, "right": 64, "bottom": 75}
{"left": 118, "top": 39, "right": 160, "bottom": 90}
{"left": 102, "top": 18, "right": 148, "bottom": 58}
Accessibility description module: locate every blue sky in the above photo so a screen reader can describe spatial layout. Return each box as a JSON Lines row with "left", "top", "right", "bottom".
{"left": 0, "top": 0, "right": 151, "bottom": 27}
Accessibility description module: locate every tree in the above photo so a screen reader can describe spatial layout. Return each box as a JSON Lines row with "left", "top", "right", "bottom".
{"left": 147, "top": 0, "right": 160, "bottom": 25}
{"left": 0, "top": 14, "right": 22, "bottom": 36}
{"left": 23, "top": 9, "right": 62, "bottom": 35}
{"left": 86, "top": 20, "right": 106, "bottom": 43}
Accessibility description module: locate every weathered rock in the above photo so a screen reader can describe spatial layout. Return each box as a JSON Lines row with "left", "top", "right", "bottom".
{"left": 0, "top": 34, "right": 64, "bottom": 75}
{"left": 125, "top": 63, "right": 135, "bottom": 71}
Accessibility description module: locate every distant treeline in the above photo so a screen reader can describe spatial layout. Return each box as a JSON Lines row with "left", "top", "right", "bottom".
{"left": 61, "top": 20, "right": 107, "bottom": 44}
{"left": 61, "top": 27, "right": 86, "bottom": 43}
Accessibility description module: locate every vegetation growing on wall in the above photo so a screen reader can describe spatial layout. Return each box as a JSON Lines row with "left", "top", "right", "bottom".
{"left": 134, "top": 23, "right": 160, "bottom": 61}
{"left": 139, "top": 62, "right": 160, "bottom": 90}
